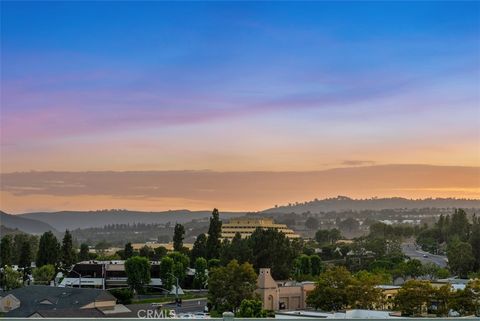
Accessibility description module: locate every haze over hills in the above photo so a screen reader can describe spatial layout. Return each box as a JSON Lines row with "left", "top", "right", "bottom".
{"left": 2, "top": 197, "right": 479, "bottom": 231}
{"left": 0, "top": 211, "right": 58, "bottom": 234}
{"left": 262, "top": 196, "right": 480, "bottom": 214}
{"left": 18, "top": 210, "right": 244, "bottom": 231}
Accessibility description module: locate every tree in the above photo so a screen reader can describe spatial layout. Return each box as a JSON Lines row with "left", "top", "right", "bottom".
{"left": 350, "top": 271, "right": 383, "bottom": 309}
{"left": 306, "top": 266, "right": 354, "bottom": 311}
{"left": 1, "top": 266, "right": 22, "bottom": 290}
{"left": 206, "top": 208, "right": 222, "bottom": 260}
{"left": 432, "top": 284, "right": 451, "bottom": 317}
{"left": 191, "top": 233, "right": 208, "bottom": 263}
{"left": 79, "top": 243, "right": 90, "bottom": 261}
{"left": 220, "top": 233, "right": 252, "bottom": 265}
{"left": 305, "top": 217, "right": 319, "bottom": 230}
{"left": 13, "top": 234, "right": 38, "bottom": 266}
{"left": 421, "top": 262, "right": 440, "bottom": 280}
{"left": 339, "top": 218, "right": 360, "bottom": 234}
{"left": 139, "top": 245, "right": 153, "bottom": 259}
{"left": 160, "top": 256, "right": 175, "bottom": 291}
{"left": 173, "top": 223, "right": 185, "bottom": 252}
{"left": 469, "top": 216, "right": 480, "bottom": 271}
{"left": 94, "top": 240, "right": 111, "bottom": 256}
{"left": 0, "top": 235, "right": 13, "bottom": 267}
{"left": 315, "top": 228, "right": 341, "bottom": 245}
{"left": 461, "top": 279, "right": 480, "bottom": 316}
{"left": 208, "top": 260, "right": 257, "bottom": 314}
{"left": 249, "top": 228, "right": 298, "bottom": 280}
{"left": 310, "top": 255, "right": 323, "bottom": 276}
{"left": 124, "top": 242, "right": 134, "bottom": 260}
{"left": 36, "top": 231, "right": 60, "bottom": 268}
{"left": 294, "top": 254, "right": 311, "bottom": 276}
{"left": 61, "top": 230, "right": 77, "bottom": 271}
{"left": 19, "top": 241, "right": 32, "bottom": 280}
{"left": 447, "top": 240, "right": 475, "bottom": 278}
{"left": 448, "top": 209, "right": 470, "bottom": 242}
{"left": 33, "top": 264, "right": 55, "bottom": 285}
{"left": 193, "top": 257, "right": 208, "bottom": 289}
{"left": 315, "top": 229, "right": 330, "bottom": 245}
{"left": 153, "top": 246, "right": 167, "bottom": 261}
{"left": 394, "top": 280, "right": 433, "bottom": 316}
{"left": 125, "top": 256, "right": 151, "bottom": 293}
{"left": 208, "top": 258, "right": 221, "bottom": 269}
{"left": 168, "top": 251, "right": 189, "bottom": 284}
{"left": 236, "top": 299, "right": 267, "bottom": 317}
{"left": 404, "top": 259, "right": 423, "bottom": 279}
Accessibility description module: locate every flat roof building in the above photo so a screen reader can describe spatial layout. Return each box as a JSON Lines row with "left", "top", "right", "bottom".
{"left": 222, "top": 218, "right": 299, "bottom": 240}
{"left": 59, "top": 260, "right": 163, "bottom": 289}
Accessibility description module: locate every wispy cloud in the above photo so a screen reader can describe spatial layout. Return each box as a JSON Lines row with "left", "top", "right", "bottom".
{"left": 341, "top": 160, "right": 376, "bottom": 166}
{"left": 1, "top": 165, "right": 479, "bottom": 213}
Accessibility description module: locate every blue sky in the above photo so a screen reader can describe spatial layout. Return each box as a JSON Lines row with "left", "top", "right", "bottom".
{"left": 1, "top": 1, "right": 479, "bottom": 172}
{"left": 1, "top": 1, "right": 479, "bottom": 212}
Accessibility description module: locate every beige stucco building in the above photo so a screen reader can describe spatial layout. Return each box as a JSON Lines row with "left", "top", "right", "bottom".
{"left": 222, "top": 218, "right": 299, "bottom": 240}
{"left": 256, "top": 268, "right": 315, "bottom": 311}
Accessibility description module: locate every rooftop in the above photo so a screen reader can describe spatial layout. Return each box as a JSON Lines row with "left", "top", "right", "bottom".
{"left": 2, "top": 285, "right": 116, "bottom": 317}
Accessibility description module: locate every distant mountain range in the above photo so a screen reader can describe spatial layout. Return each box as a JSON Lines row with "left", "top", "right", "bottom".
{"left": 0, "top": 211, "right": 58, "bottom": 234}
{"left": 262, "top": 196, "right": 480, "bottom": 214}
{"left": 17, "top": 209, "right": 244, "bottom": 231}
{"left": 2, "top": 197, "right": 480, "bottom": 232}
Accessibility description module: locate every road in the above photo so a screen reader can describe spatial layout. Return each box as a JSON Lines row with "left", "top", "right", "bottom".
{"left": 166, "top": 298, "right": 208, "bottom": 314}
{"left": 123, "top": 299, "right": 208, "bottom": 318}
{"left": 402, "top": 243, "right": 448, "bottom": 268}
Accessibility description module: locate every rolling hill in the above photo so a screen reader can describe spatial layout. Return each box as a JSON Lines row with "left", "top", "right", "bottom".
{"left": 0, "top": 211, "right": 58, "bottom": 235}
{"left": 19, "top": 209, "right": 244, "bottom": 230}
{"left": 262, "top": 196, "right": 480, "bottom": 214}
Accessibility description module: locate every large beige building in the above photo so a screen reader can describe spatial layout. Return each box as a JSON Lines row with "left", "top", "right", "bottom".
{"left": 221, "top": 217, "right": 300, "bottom": 240}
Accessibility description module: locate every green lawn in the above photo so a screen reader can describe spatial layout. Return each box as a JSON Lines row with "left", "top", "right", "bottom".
{"left": 132, "top": 293, "right": 206, "bottom": 304}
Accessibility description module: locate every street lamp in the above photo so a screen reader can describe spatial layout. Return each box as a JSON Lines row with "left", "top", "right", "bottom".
{"left": 167, "top": 273, "right": 180, "bottom": 306}
{"left": 69, "top": 269, "right": 82, "bottom": 288}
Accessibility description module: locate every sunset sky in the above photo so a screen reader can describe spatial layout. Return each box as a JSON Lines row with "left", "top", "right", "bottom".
{"left": 1, "top": 2, "right": 479, "bottom": 213}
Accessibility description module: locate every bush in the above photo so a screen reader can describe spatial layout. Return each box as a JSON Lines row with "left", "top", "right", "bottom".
{"left": 33, "top": 264, "right": 55, "bottom": 285}
{"left": 109, "top": 288, "right": 134, "bottom": 304}
{"left": 236, "top": 299, "right": 267, "bottom": 318}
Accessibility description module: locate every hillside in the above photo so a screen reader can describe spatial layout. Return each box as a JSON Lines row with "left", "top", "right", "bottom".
{"left": 262, "top": 196, "right": 480, "bottom": 214}
{"left": 19, "top": 209, "right": 244, "bottom": 230}
{"left": 0, "top": 211, "right": 58, "bottom": 235}
{"left": 0, "top": 225, "right": 27, "bottom": 236}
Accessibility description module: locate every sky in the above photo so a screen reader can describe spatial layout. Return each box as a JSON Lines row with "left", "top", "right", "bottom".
{"left": 1, "top": 2, "right": 479, "bottom": 213}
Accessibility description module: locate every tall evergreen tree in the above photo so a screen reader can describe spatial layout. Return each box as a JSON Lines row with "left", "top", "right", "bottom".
{"left": 36, "top": 231, "right": 60, "bottom": 268}
{"left": 206, "top": 208, "right": 222, "bottom": 260}
{"left": 0, "top": 235, "right": 13, "bottom": 267}
{"left": 13, "top": 234, "right": 37, "bottom": 265}
{"left": 173, "top": 223, "right": 185, "bottom": 252}
{"left": 61, "top": 230, "right": 76, "bottom": 271}
{"left": 79, "top": 243, "right": 90, "bottom": 261}
{"left": 449, "top": 209, "right": 470, "bottom": 242}
{"left": 191, "top": 233, "right": 207, "bottom": 263}
{"left": 124, "top": 242, "right": 134, "bottom": 259}
{"left": 19, "top": 241, "right": 32, "bottom": 280}
{"left": 469, "top": 215, "right": 480, "bottom": 271}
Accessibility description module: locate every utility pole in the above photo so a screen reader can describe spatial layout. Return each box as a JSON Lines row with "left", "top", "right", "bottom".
{"left": 168, "top": 273, "right": 180, "bottom": 306}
